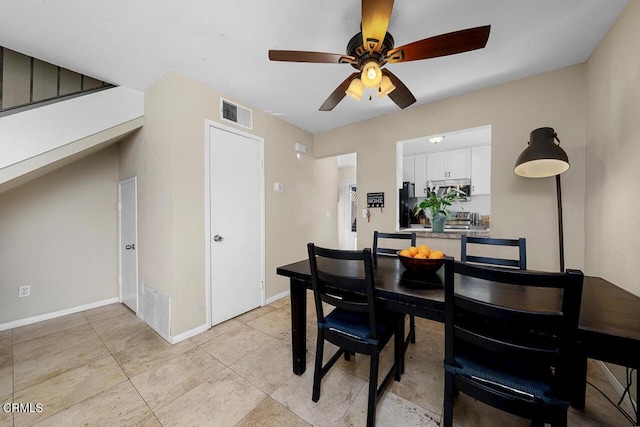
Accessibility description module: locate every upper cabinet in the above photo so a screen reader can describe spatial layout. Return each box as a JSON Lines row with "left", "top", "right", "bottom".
{"left": 402, "top": 156, "right": 414, "bottom": 183}
{"left": 405, "top": 145, "right": 490, "bottom": 196}
{"left": 471, "top": 145, "right": 491, "bottom": 195}
{"left": 402, "top": 154, "right": 428, "bottom": 197}
{"left": 426, "top": 148, "right": 471, "bottom": 181}
{"left": 413, "top": 153, "right": 428, "bottom": 197}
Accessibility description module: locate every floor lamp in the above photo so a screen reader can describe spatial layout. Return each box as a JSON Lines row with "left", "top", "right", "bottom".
{"left": 514, "top": 127, "right": 570, "bottom": 272}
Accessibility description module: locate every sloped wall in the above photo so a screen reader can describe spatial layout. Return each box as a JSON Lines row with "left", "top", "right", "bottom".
{"left": 0, "top": 86, "right": 143, "bottom": 190}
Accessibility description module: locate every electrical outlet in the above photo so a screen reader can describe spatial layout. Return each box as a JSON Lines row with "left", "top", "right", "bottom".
{"left": 18, "top": 285, "right": 31, "bottom": 297}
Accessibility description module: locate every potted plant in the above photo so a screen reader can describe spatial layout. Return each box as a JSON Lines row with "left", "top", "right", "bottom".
{"left": 413, "top": 183, "right": 466, "bottom": 232}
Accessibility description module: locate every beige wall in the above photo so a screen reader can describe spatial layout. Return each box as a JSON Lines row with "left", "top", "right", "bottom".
{"left": 314, "top": 66, "right": 587, "bottom": 272}
{"left": 584, "top": 2, "right": 640, "bottom": 400}
{"left": 585, "top": 1, "right": 640, "bottom": 296}
{"left": 0, "top": 147, "right": 119, "bottom": 323}
{"left": 119, "top": 70, "right": 339, "bottom": 336}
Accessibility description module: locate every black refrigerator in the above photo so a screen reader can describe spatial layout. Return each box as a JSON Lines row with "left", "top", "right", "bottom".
{"left": 399, "top": 182, "right": 415, "bottom": 228}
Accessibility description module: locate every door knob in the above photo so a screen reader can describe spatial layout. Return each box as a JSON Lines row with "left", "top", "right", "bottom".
{"left": 213, "top": 235, "right": 223, "bottom": 242}
{"left": 125, "top": 244, "right": 135, "bottom": 250}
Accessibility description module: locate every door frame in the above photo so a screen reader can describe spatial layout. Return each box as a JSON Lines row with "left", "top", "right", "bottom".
{"left": 118, "top": 176, "right": 139, "bottom": 315}
{"left": 204, "top": 120, "right": 266, "bottom": 328}
{"left": 343, "top": 179, "right": 357, "bottom": 250}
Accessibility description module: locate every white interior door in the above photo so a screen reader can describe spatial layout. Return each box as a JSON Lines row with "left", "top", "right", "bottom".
{"left": 119, "top": 177, "right": 138, "bottom": 312}
{"left": 208, "top": 123, "right": 264, "bottom": 326}
{"left": 343, "top": 180, "right": 357, "bottom": 250}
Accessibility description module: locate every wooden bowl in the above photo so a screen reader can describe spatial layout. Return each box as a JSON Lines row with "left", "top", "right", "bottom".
{"left": 397, "top": 251, "right": 445, "bottom": 275}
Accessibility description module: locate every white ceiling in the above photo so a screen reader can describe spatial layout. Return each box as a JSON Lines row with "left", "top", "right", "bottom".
{"left": 0, "top": 1, "right": 627, "bottom": 134}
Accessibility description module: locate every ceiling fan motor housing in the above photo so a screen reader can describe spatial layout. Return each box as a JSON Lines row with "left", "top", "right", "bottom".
{"left": 347, "top": 31, "right": 395, "bottom": 70}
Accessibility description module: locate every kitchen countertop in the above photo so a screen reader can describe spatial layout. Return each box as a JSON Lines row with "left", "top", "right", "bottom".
{"left": 399, "top": 228, "right": 490, "bottom": 239}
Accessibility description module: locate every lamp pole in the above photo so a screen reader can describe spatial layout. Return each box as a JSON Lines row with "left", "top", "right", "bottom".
{"left": 556, "top": 174, "right": 565, "bottom": 272}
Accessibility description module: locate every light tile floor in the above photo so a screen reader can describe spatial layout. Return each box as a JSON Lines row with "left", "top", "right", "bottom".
{"left": 0, "top": 296, "right": 634, "bottom": 426}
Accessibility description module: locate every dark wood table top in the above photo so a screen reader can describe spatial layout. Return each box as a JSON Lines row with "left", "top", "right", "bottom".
{"left": 277, "top": 256, "right": 640, "bottom": 364}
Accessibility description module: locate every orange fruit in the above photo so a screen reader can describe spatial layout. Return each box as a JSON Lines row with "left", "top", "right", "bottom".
{"left": 408, "top": 246, "right": 418, "bottom": 257}
{"left": 429, "top": 250, "right": 445, "bottom": 259}
{"left": 417, "top": 246, "right": 431, "bottom": 257}
{"left": 399, "top": 249, "right": 411, "bottom": 257}
{"left": 414, "top": 253, "right": 427, "bottom": 259}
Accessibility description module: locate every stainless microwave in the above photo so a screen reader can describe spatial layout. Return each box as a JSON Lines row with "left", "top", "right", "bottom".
{"left": 428, "top": 179, "right": 471, "bottom": 201}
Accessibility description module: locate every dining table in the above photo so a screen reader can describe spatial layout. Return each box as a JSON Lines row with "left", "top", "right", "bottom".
{"left": 276, "top": 256, "right": 640, "bottom": 425}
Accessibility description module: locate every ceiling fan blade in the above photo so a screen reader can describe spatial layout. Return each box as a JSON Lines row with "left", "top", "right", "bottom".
{"left": 383, "top": 69, "right": 416, "bottom": 109}
{"left": 269, "top": 50, "right": 355, "bottom": 64}
{"left": 386, "top": 25, "right": 491, "bottom": 64}
{"left": 320, "top": 72, "right": 360, "bottom": 111}
{"left": 361, "top": 0, "right": 394, "bottom": 52}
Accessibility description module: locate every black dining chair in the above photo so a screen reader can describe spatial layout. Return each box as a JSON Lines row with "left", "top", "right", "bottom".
{"left": 307, "top": 243, "right": 403, "bottom": 427}
{"left": 372, "top": 231, "right": 416, "bottom": 266}
{"left": 460, "top": 235, "right": 527, "bottom": 269}
{"left": 443, "top": 261, "right": 584, "bottom": 427}
{"left": 373, "top": 231, "right": 418, "bottom": 356}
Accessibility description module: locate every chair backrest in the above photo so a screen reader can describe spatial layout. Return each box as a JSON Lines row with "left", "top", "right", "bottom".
{"left": 372, "top": 231, "right": 416, "bottom": 265}
{"left": 446, "top": 261, "right": 584, "bottom": 400}
{"left": 460, "top": 235, "right": 527, "bottom": 269}
{"left": 307, "top": 243, "right": 380, "bottom": 339}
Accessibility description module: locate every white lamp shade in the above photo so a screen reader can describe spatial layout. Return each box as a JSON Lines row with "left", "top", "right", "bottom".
{"left": 346, "top": 78, "right": 365, "bottom": 100}
{"left": 514, "top": 159, "right": 570, "bottom": 178}
{"left": 361, "top": 61, "right": 382, "bottom": 87}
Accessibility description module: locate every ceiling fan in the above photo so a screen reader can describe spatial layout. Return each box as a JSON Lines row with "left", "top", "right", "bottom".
{"left": 268, "top": 0, "right": 490, "bottom": 111}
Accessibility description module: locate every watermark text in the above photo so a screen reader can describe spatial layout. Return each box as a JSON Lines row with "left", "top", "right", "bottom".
{"left": 2, "top": 402, "right": 44, "bottom": 413}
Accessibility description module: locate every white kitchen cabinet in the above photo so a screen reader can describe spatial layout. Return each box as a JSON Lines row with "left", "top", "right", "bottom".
{"left": 426, "top": 148, "right": 470, "bottom": 181}
{"left": 471, "top": 145, "right": 491, "bottom": 195}
{"left": 413, "top": 153, "right": 428, "bottom": 197}
{"left": 403, "top": 154, "right": 428, "bottom": 196}
{"left": 402, "top": 156, "right": 414, "bottom": 183}
{"left": 426, "top": 151, "right": 446, "bottom": 182}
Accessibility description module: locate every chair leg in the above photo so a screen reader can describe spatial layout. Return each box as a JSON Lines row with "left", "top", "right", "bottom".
{"left": 367, "top": 350, "right": 380, "bottom": 427}
{"left": 443, "top": 371, "right": 454, "bottom": 427}
{"left": 403, "top": 315, "right": 416, "bottom": 357}
{"left": 395, "top": 315, "right": 404, "bottom": 379}
{"left": 312, "top": 329, "right": 324, "bottom": 402}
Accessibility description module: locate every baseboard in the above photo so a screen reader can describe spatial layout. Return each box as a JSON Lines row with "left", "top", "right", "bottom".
{"left": 0, "top": 297, "right": 120, "bottom": 331}
{"left": 172, "top": 292, "right": 290, "bottom": 345}
{"left": 171, "top": 323, "right": 209, "bottom": 344}
{"left": 596, "top": 360, "right": 637, "bottom": 415}
{"left": 266, "top": 290, "right": 290, "bottom": 305}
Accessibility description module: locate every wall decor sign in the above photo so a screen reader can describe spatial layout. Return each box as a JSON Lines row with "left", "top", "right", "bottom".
{"left": 367, "top": 192, "right": 384, "bottom": 208}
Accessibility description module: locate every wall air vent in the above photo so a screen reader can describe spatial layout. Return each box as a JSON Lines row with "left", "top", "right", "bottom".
{"left": 221, "top": 98, "right": 253, "bottom": 129}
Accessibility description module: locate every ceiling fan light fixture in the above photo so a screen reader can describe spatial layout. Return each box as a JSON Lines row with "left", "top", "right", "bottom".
{"left": 361, "top": 61, "right": 382, "bottom": 87}
{"left": 377, "top": 75, "right": 396, "bottom": 98}
{"left": 346, "top": 78, "right": 365, "bottom": 100}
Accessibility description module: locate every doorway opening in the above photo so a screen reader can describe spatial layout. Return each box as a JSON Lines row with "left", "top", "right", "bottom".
{"left": 337, "top": 153, "right": 357, "bottom": 249}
